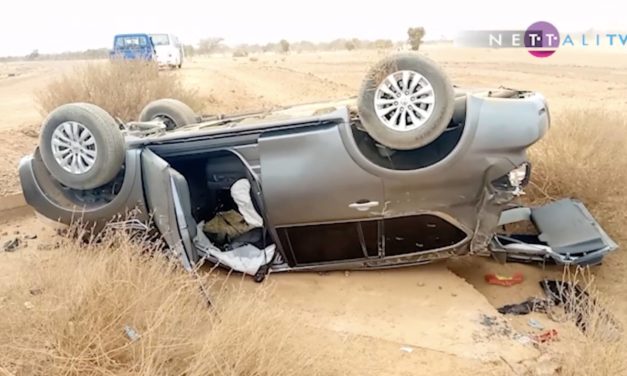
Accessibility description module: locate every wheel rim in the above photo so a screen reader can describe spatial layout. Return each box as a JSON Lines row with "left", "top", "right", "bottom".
{"left": 51, "top": 121, "right": 97, "bottom": 174}
{"left": 374, "top": 70, "right": 436, "bottom": 131}
{"left": 155, "top": 114, "right": 176, "bottom": 130}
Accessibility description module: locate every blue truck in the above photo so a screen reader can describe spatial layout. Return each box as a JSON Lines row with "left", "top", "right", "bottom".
{"left": 110, "top": 33, "right": 156, "bottom": 61}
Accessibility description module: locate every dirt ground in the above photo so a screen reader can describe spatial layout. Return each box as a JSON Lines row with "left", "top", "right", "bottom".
{"left": 1, "top": 46, "right": 627, "bottom": 374}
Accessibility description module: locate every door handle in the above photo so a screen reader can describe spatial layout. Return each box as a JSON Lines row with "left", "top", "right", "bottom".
{"left": 349, "top": 200, "right": 380, "bottom": 211}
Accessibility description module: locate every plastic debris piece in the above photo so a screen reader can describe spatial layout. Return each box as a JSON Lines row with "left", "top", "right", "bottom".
{"left": 2, "top": 238, "right": 21, "bottom": 252}
{"left": 533, "top": 329, "right": 558, "bottom": 343}
{"left": 497, "top": 297, "right": 549, "bottom": 315}
{"left": 400, "top": 346, "right": 413, "bottom": 353}
{"left": 515, "top": 334, "right": 533, "bottom": 345}
{"left": 528, "top": 318, "right": 544, "bottom": 330}
{"left": 124, "top": 325, "right": 141, "bottom": 342}
{"left": 485, "top": 272, "right": 524, "bottom": 286}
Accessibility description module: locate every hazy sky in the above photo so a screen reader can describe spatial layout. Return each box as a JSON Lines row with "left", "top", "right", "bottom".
{"left": 1, "top": 0, "right": 623, "bottom": 56}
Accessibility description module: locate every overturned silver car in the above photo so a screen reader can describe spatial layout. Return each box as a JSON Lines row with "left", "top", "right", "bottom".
{"left": 19, "top": 53, "right": 617, "bottom": 281}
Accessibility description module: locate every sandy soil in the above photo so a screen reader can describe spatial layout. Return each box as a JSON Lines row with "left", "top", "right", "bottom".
{"left": 1, "top": 47, "right": 626, "bottom": 374}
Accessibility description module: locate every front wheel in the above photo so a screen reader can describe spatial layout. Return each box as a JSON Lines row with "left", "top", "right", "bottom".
{"left": 39, "top": 103, "right": 125, "bottom": 190}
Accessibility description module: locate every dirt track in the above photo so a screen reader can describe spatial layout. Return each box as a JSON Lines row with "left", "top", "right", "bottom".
{"left": 1, "top": 47, "right": 627, "bottom": 374}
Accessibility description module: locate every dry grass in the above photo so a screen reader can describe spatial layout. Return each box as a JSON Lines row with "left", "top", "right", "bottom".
{"left": 541, "top": 268, "right": 626, "bottom": 376}
{"left": 524, "top": 108, "right": 627, "bottom": 375}
{"left": 35, "top": 60, "right": 204, "bottom": 121}
{"left": 527, "top": 108, "right": 627, "bottom": 235}
{"left": 0, "top": 231, "right": 329, "bottom": 376}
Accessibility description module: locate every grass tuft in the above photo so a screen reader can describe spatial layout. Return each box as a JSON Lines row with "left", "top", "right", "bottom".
{"left": 35, "top": 60, "right": 204, "bottom": 121}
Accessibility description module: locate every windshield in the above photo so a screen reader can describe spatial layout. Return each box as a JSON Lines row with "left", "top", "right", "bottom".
{"left": 150, "top": 34, "right": 170, "bottom": 46}
{"left": 114, "top": 35, "right": 149, "bottom": 49}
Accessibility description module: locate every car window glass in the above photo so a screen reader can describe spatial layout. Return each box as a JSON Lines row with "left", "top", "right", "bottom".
{"left": 151, "top": 34, "right": 170, "bottom": 46}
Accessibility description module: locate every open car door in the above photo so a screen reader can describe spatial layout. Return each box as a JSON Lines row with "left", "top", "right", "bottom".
{"left": 141, "top": 149, "right": 197, "bottom": 270}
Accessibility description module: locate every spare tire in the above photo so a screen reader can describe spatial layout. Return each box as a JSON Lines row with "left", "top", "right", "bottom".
{"left": 357, "top": 53, "right": 454, "bottom": 150}
{"left": 138, "top": 99, "right": 198, "bottom": 130}
{"left": 39, "top": 103, "right": 125, "bottom": 190}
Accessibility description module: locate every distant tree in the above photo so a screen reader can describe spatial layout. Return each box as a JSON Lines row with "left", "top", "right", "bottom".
{"left": 26, "top": 49, "right": 39, "bottom": 60}
{"left": 279, "top": 39, "right": 290, "bottom": 53}
{"left": 197, "top": 38, "right": 223, "bottom": 54}
{"left": 407, "top": 27, "right": 426, "bottom": 50}
{"left": 345, "top": 40, "right": 356, "bottom": 51}
{"left": 374, "top": 39, "right": 393, "bottom": 50}
{"left": 232, "top": 49, "right": 248, "bottom": 57}
{"left": 262, "top": 42, "right": 277, "bottom": 53}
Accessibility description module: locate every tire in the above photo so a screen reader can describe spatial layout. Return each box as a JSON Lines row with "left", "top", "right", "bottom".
{"left": 357, "top": 53, "right": 455, "bottom": 150}
{"left": 39, "top": 103, "right": 125, "bottom": 190}
{"left": 138, "top": 99, "right": 197, "bottom": 130}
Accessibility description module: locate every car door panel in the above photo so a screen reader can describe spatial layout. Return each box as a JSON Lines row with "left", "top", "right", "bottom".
{"left": 141, "top": 149, "right": 195, "bottom": 269}
{"left": 259, "top": 122, "right": 384, "bottom": 266}
{"left": 259, "top": 124, "right": 384, "bottom": 226}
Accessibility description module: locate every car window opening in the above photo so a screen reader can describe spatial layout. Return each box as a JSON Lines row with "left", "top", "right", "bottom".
{"left": 166, "top": 151, "right": 275, "bottom": 274}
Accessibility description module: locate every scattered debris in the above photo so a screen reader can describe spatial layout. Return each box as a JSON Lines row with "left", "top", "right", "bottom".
{"left": 515, "top": 334, "right": 533, "bottom": 345}
{"left": 399, "top": 346, "right": 413, "bottom": 353}
{"left": 528, "top": 318, "right": 544, "bottom": 330}
{"left": 23, "top": 301, "right": 34, "bottom": 310}
{"left": 124, "top": 325, "right": 141, "bottom": 342}
{"left": 533, "top": 329, "right": 558, "bottom": 343}
{"left": 3, "top": 237, "right": 21, "bottom": 252}
{"left": 485, "top": 272, "right": 524, "bottom": 286}
{"left": 29, "top": 288, "right": 44, "bottom": 296}
{"left": 24, "top": 234, "right": 38, "bottom": 240}
{"left": 498, "top": 297, "right": 549, "bottom": 315}
{"left": 480, "top": 314, "right": 498, "bottom": 327}
{"left": 478, "top": 314, "right": 513, "bottom": 339}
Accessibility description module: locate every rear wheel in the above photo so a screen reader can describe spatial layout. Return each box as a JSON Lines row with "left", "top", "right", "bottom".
{"left": 138, "top": 98, "right": 197, "bottom": 130}
{"left": 39, "top": 103, "right": 125, "bottom": 190}
{"left": 357, "top": 53, "right": 455, "bottom": 150}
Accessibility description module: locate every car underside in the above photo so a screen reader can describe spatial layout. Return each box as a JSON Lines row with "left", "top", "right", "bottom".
{"left": 19, "top": 54, "right": 618, "bottom": 281}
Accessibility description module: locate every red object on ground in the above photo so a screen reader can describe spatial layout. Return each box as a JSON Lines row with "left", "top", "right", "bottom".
{"left": 484, "top": 272, "right": 525, "bottom": 286}
{"left": 533, "top": 329, "right": 559, "bottom": 343}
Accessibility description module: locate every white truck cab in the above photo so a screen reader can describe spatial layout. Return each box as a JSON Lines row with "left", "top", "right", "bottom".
{"left": 150, "top": 34, "right": 184, "bottom": 68}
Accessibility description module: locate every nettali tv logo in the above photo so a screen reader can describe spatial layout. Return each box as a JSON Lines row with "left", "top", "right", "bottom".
{"left": 456, "top": 21, "right": 627, "bottom": 58}
{"left": 523, "top": 21, "right": 558, "bottom": 58}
